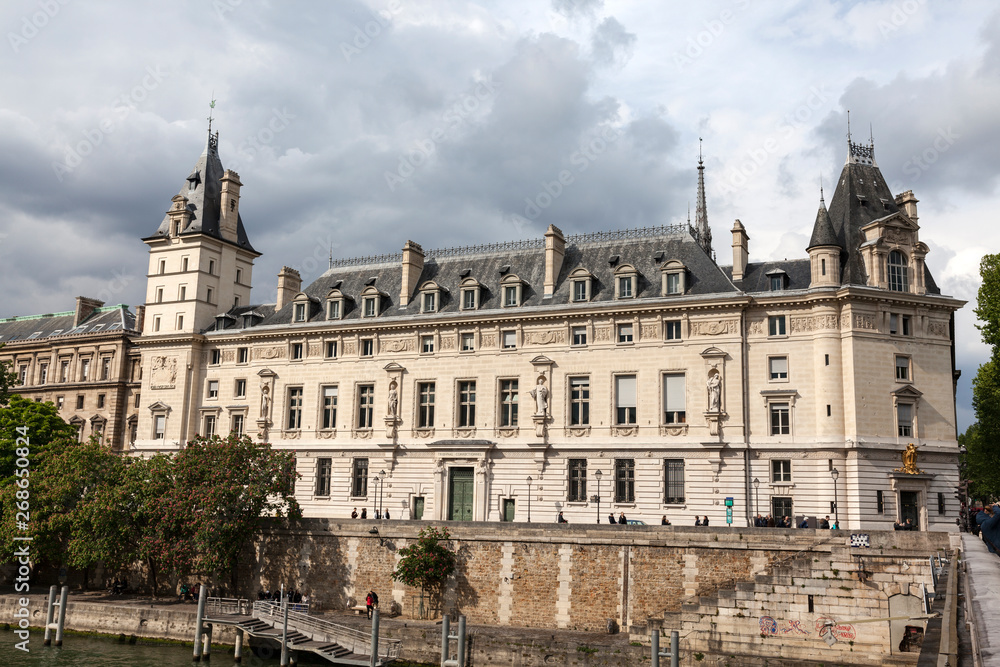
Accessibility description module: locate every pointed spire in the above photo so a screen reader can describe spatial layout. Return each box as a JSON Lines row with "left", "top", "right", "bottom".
{"left": 694, "top": 138, "right": 712, "bottom": 255}
{"left": 807, "top": 187, "right": 839, "bottom": 251}
{"left": 206, "top": 98, "right": 219, "bottom": 154}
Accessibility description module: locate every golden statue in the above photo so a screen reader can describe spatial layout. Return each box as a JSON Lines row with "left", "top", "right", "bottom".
{"left": 895, "top": 443, "right": 923, "bottom": 474}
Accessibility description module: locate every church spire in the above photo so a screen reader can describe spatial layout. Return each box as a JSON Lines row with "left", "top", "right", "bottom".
{"left": 694, "top": 138, "right": 712, "bottom": 255}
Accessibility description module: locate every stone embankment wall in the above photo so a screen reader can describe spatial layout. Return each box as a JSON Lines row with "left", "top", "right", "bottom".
{"left": 250, "top": 519, "right": 953, "bottom": 664}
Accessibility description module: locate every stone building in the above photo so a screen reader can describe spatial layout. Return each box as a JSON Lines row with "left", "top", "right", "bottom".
{"left": 0, "top": 297, "right": 141, "bottom": 450}
{"left": 132, "top": 130, "right": 964, "bottom": 531}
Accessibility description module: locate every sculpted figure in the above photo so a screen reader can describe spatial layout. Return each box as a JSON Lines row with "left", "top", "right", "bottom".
{"left": 901, "top": 443, "right": 919, "bottom": 474}
{"left": 707, "top": 372, "right": 721, "bottom": 412}
{"left": 387, "top": 380, "right": 398, "bottom": 417}
{"left": 260, "top": 384, "right": 271, "bottom": 419}
{"left": 529, "top": 375, "right": 549, "bottom": 415}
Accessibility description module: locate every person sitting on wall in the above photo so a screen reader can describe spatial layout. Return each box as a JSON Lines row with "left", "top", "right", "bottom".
{"left": 661, "top": 515, "right": 670, "bottom": 526}
{"left": 179, "top": 583, "right": 190, "bottom": 602}
{"left": 767, "top": 515, "right": 776, "bottom": 528}
{"left": 903, "top": 518, "right": 914, "bottom": 531}
{"left": 695, "top": 516, "right": 703, "bottom": 526}
{"left": 608, "top": 512, "right": 616, "bottom": 524}
{"left": 361, "top": 508, "right": 367, "bottom": 519}
{"left": 557, "top": 511, "right": 568, "bottom": 523}
{"left": 384, "top": 510, "right": 390, "bottom": 520}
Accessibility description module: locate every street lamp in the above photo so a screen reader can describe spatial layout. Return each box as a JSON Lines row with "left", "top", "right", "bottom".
{"left": 831, "top": 468, "right": 840, "bottom": 528}
{"left": 526, "top": 476, "right": 533, "bottom": 523}
{"left": 752, "top": 478, "right": 760, "bottom": 525}
{"left": 371, "top": 474, "right": 380, "bottom": 518}
{"left": 592, "top": 469, "right": 604, "bottom": 524}
{"left": 378, "top": 469, "right": 386, "bottom": 518}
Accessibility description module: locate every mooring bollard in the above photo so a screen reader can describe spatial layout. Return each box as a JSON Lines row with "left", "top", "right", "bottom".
{"left": 280, "top": 595, "right": 290, "bottom": 667}
{"left": 54, "top": 586, "right": 68, "bottom": 647}
{"left": 43, "top": 585, "right": 57, "bottom": 646}
{"left": 369, "top": 608, "right": 380, "bottom": 667}
{"left": 193, "top": 584, "right": 207, "bottom": 661}
{"left": 234, "top": 628, "right": 245, "bottom": 663}
{"left": 440, "top": 615, "right": 450, "bottom": 666}
{"left": 203, "top": 622, "right": 212, "bottom": 660}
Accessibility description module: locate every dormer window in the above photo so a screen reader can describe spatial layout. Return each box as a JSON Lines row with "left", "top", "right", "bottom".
{"left": 418, "top": 281, "right": 443, "bottom": 314}
{"left": 292, "top": 293, "right": 312, "bottom": 323}
{"left": 614, "top": 265, "right": 637, "bottom": 299}
{"left": 364, "top": 297, "right": 377, "bottom": 317}
{"left": 569, "top": 268, "right": 593, "bottom": 302}
{"left": 326, "top": 289, "right": 346, "bottom": 320}
{"left": 660, "top": 260, "right": 687, "bottom": 296}
{"left": 766, "top": 269, "right": 788, "bottom": 292}
{"left": 888, "top": 250, "right": 908, "bottom": 292}
{"left": 294, "top": 303, "right": 306, "bottom": 322}
{"left": 500, "top": 274, "right": 523, "bottom": 308}
{"left": 359, "top": 286, "right": 385, "bottom": 318}
{"left": 423, "top": 292, "right": 436, "bottom": 313}
{"left": 460, "top": 277, "right": 481, "bottom": 310}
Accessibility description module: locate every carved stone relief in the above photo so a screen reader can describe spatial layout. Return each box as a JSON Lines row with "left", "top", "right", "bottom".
{"left": 885, "top": 227, "right": 910, "bottom": 245}
{"left": 254, "top": 346, "right": 286, "bottom": 360}
{"left": 382, "top": 337, "right": 413, "bottom": 353}
{"left": 593, "top": 327, "right": 611, "bottom": 342}
{"left": 853, "top": 314, "right": 878, "bottom": 330}
{"left": 222, "top": 350, "right": 236, "bottom": 362}
{"left": 343, "top": 340, "right": 357, "bottom": 356}
{"left": 641, "top": 324, "right": 659, "bottom": 340}
{"left": 567, "top": 426, "right": 591, "bottom": 438}
{"left": 524, "top": 329, "right": 565, "bottom": 345}
{"left": 440, "top": 336, "right": 456, "bottom": 350}
{"left": 150, "top": 355, "right": 178, "bottom": 389}
{"left": 611, "top": 425, "right": 638, "bottom": 437}
{"left": 748, "top": 319, "right": 764, "bottom": 336}
{"left": 307, "top": 343, "right": 322, "bottom": 357}
{"left": 790, "top": 315, "right": 839, "bottom": 333}
{"left": 659, "top": 424, "right": 689, "bottom": 437}
{"left": 480, "top": 333, "right": 497, "bottom": 348}
{"left": 927, "top": 320, "right": 948, "bottom": 337}
{"left": 691, "top": 319, "right": 738, "bottom": 336}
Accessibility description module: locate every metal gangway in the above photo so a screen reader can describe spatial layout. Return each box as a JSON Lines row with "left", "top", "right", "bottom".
{"left": 198, "top": 591, "right": 401, "bottom": 665}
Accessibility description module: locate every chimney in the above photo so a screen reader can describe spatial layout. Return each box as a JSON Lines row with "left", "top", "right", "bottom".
{"left": 134, "top": 305, "right": 145, "bottom": 332}
{"left": 74, "top": 297, "right": 104, "bottom": 327}
{"left": 543, "top": 225, "right": 565, "bottom": 298}
{"left": 399, "top": 240, "right": 424, "bottom": 307}
{"left": 276, "top": 267, "right": 302, "bottom": 311}
{"left": 894, "top": 190, "right": 918, "bottom": 224}
{"left": 731, "top": 220, "right": 749, "bottom": 282}
{"left": 219, "top": 170, "right": 242, "bottom": 243}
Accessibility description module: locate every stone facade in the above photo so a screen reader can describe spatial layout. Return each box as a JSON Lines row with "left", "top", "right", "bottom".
{"left": 129, "top": 132, "right": 964, "bottom": 532}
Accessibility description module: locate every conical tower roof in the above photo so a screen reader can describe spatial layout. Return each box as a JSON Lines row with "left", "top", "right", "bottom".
{"left": 807, "top": 189, "right": 839, "bottom": 251}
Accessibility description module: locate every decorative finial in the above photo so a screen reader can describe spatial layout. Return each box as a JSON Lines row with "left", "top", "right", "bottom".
{"left": 846, "top": 110, "right": 851, "bottom": 143}
{"left": 328, "top": 242, "right": 333, "bottom": 270}
{"left": 698, "top": 137, "right": 703, "bottom": 165}
{"left": 207, "top": 97, "right": 216, "bottom": 134}
{"left": 687, "top": 202, "right": 691, "bottom": 224}
{"left": 820, "top": 175, "right": 824, "bottom": 203}
{"left": 869, "top": 122, "right": 874, "bottom": 146}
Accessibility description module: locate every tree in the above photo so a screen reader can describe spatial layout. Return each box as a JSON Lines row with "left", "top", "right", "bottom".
{"left": 0, "top": 345, "right": 17, "bottom": 407}
{"left": 0, "top": 395, "right": 78, "bottom": 484}
{"left": 167, "top": 434, "right": 301, "bottom": 592}
{"left": 391, "top": 526, "right": 455, "bottom": 603}
{"left": 975, "top": 253, "right": 1000, "bottom": 348}
{"left": 967, "top": 253, "right": 1000, "bottom": 503}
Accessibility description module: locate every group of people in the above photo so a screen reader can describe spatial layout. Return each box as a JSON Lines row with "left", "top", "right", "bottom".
{"left": 607, "top": 512, "right": 630, "bottom": 524}
{"left": 107, "top": 577, "right": 128, "bottom": 596}
{"left": 351, "top": 507, "right": 391, "bottom": 520}
{"left": 753, "top": 514, "right": 792, "bottom": 528}
{"left": 257, "top": 589, "right": 308, "bottom": 604}
{"left": 971, "top": 503, "right": 1000, "bottom": 554}
{"left": 892, "top": 518, "right": 917, "bottom": 531}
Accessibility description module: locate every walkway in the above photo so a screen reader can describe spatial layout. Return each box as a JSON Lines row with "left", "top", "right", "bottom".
{"left": 963, "top": 533, "right": 1000, "bottom": 666}
{"left": 203, "top": 598, "right": 401, "bottom": 666}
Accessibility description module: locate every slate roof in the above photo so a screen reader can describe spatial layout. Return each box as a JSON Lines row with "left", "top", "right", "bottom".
{"left": 249, "top": 224, "right": 738, "bottom": 328}
{"left": 145, "top": 133, "right": 256, "bottom": 253}
{"left": 0, "top": 306, "right": 137, "bottom": 344}
{"left": 807, "top": 195, "right": 839, "bottom": 250}
{"left": 722, "top": 260, "right": 812, "bottom": 294}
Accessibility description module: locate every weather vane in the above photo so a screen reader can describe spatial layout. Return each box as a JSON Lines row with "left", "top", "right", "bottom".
{"left": 207, "top": 97, "right": 216, "bottom": 134}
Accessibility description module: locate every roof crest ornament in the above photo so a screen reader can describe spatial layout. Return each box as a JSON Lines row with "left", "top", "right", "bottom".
{"left": 844, "top": 112, "right": 877, "bottom": 167}
{"left": 207, "top": 97, "right": 219, "bottom": 154}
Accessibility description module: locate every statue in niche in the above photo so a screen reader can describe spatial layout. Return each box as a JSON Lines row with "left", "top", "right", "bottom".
{"left": 387, "top": 380, "right": 398, "bottom": 417}
{"left": 707, "top": 371, "right": 721, "bottom": 412}
{"left": 529, "top": 375, "right": 549, "bottom": 415}
{"left": 260, "top": 384, "right": 271, "bottom": 419}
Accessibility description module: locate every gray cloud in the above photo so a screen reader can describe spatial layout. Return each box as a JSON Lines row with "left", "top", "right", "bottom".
{"left": 590, "top": 17, "right": 636, "bottom": 67}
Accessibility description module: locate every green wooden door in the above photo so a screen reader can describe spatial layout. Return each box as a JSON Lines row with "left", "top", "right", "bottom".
{"left": 413, "top": 496, "right": 424, "bottom": 520}
{"left": 448, "top": 468, "right": 474, "bottom": 521}
{"left": 503, "top": 498, "right": 516, "bottom": 522}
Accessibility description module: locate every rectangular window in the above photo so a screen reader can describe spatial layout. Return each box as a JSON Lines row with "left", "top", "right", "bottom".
{"left": 231, "top": 413, "right": 245, "bottom": 436}
{"left": 177, "top": 314, "right": 184, "bottom": 330}
{"left": 897, "top": 403, "right": 913, "bottom": 437}
{"left": 208, "top": 259, "right": 216, "bottom": 275}
{"left": 210, "top": 349, "right": 221, "bottom": 365}
{"left": 158, "top": 259, "right": 166, "bottom": 274}
{"left": 458, "top": 381, "right": 476, "bottom": 427}
{"left": 238, "top": 347, "right": 248, "bottom": 364}
{"left": 153, "top": 317, "right": 161, "bottom": 332}
{"left": 769, "top": 356, "right": 788, "bottom": 380}
{"left": 291, "top": 343, "right": 303, "bottom": 360}
{"left": 568, "top": 459, "right": 587, "bottom": 502}
{"left": 206, "top": 287, "right": 214, "bottom": 304}
{"left": 667, "top": 272, "right": 681, "bottom": 294}
{"left": 322, "top": 386, "right": 338, "bottom": 429}
{"left": 876, "top": 489, "right": 884, "bottom": 514}
{"left": 573, "top": 280, "right": 588, "bottom": 302}
{"left": 502, "top": 330, "right": 516, "bottom": 350}
{"left": 56, "top": 396, "right": 64, "bottom": 410}
{"left": 76, "top": 395, "right": 84, "bottom": 410}
{"left": 287, "top": 387, "right": 303, "bottom": 429}
{"left": 771, "top": 459, "right": 792, "bottom": 483}
{"left": 294, "top": 303, "right": 306, "bottom": 322}
{"left": 179, "top": 285, "right": 187, "bottom": 301}
{"left": 569, "top": 377, "right": 590, "bottom": 426}
{"left": 234, "top": 379, "right": 246, "bottom": 398}
{"left": 617, "top": 323, "right": 634, "bottom": 344}
{"left": 326, "top": 341, "right": 338, "bottom": 358}
{"left": 134, "top": 393, "right": 141, "bottom": 408}
{"left": 499, "top": 379, "right": 518, "bottom": 427}
{"left": 421, "top": 335, "right": 435, "bottom": 354}
{"left": 769, "top": 275, "right": 783, "bottom": 291}
{"left": 60, "top": 360, "right": 70, "bottom": 382}
{"left": 895, "top": 355, "right": 910, "bottom": 381}
{"left": 462, "top": 289, "right": 477, "bottom": 310}
{"left": 156, "top": 288, "right": 163, "bottom": 303}
{"left": 18, "top": 365, "right": 27, "bottom": 385}
{"left": 204, "top": 414, "right": 216, "bottom": 437}
{"left": 770, "top": 403, "right": 790, "bottom": 435}
{"left": 902, "top": 315, "right": 911, "bottom": 336}
{"left": 418, "top": 382, "right": 435, "bottom": 428}
{"left": 773, "top": 497, "right": 793, "bottom": 521}
{"left": 39, "top": 363, "right": 48, "bottom": 384}
{"left": 352, "top": 458, "right": 369, "bottom": 497}
{"left": 101, "top": 357, "right": 111, "bottom": 380}
{"left": 768, "top": 315, "right": 786, "bottom": 336}
{"left": 461, "top": 333, "right": 475, "bottom": 352}
{"left": 358, "top": 385, "right": 374, "bottom": 428}
{"left": 615, "top": 375, "right": 637, "bottom": 425}
{"left": 890, "top": 313, "right": 899, "bottom": 335}
{"left": 615, "top": 459, "right": 635, "bottom": 502}
{"left": 80, "top": 358, "right": 91, "bottom": 381}
{"left": 328, "top": 300, "right": 341, "bottom": 319}
{"left": 154, "top": 415, "right": 165, "bottom": 439}
{"left": 422, "top": 292, "right": 436, "bottom": 313}
{"left": 361, "top": 339, "right": 374, "bottom": 357}
{"left": 363, "top": 297, "right": 377, "bottom": 317}
{"left": 97, "top": 394, "right": 105, "bottom": 409}
{"left": 825, "top": 354, "right": 830, "bottom": 366}
{"left": 665, "top": 320, "right": 682, "bottom": 341}
{"left": 618, "top": 276, "right": 633, "bottom": 298}
{"left": 663, "top": 373, "right": 686, "bottom": 424}
{"left": 572, "top": 326, "right": 587, "bottom": 346}
{"left": 315, "top": 458, "right": 332, "bottom": 496}
{"left": 236, "top": 268, "right": 242, "bottom": 283}
{"left": 664, "top": 459, "right": 685, "bottom": 503}
{"left": 207, "top": 380, "right": 219, "bottom": 399}
{"left": 503, "top": 285, "right": 518, "bottom": 307}
{"left": 938, "top": 492, "right": 946, "bottom": 515}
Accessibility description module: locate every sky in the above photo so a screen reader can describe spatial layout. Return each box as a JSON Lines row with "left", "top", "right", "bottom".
{"left": 0, "top": 0, "right": 996, "bottom": 430}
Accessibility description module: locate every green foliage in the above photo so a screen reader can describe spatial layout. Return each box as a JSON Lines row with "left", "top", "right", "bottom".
{"left": 0, "top": 395, "right": 78, "bottom": 484}
{"left": 967, "top": 254, "right": 1000, "bottom": 503}
{"left": 975, "top": 254, "right": 1000, "bottom": 348}
{"left": 391, "top": 526, "right": 455, "bottom": 594}
{"left": 0, "top": 346, "right": 17, "bottom": 408}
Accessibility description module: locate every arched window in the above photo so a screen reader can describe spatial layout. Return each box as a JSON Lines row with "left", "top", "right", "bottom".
{"left": 888, "top": 250, "right": 908, "bottom": 292}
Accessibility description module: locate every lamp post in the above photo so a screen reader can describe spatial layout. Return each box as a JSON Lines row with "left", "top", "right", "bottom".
{"left": 378, "top": 469, "right": 386, "bottom": 518}
{"left": 371, "top": 474, "right": 379, "bottom": 518}
{"left": 526, "top": 476, "right": 533, "bottom": 523}
{"left": 831, "top": 468, "right": 840, "bottom": 528}
{"left": 593, "top": 469, "right": 603, "bottom": 524}
{"left": 752, "top": 477, "right": 760, "bottom": 525}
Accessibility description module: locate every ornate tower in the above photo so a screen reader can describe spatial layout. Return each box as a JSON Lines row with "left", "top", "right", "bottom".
{"left": 694, "top": 139, "right": 713, "bottom": 257}
{"left": 806, "top": 188, "right": 841, "bottom": 287}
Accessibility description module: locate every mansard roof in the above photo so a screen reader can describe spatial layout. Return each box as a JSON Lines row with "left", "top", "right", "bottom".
{"left": 0, "top": 305, "right": 137, "bottom": 344}
{"left": 145, "top": 132, "right": 256, "bottom": 253}
{"left": 255, "top": 224, "right": 737, "bottom": 326}
{"left": 721, "top": 260, "right": 812, "bottom": 293}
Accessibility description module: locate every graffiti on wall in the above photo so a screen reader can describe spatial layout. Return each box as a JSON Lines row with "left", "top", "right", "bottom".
{"left": 758, "top": 615, "right": 855, "bottom": 641}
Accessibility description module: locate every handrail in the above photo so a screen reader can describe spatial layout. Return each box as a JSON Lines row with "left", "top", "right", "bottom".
{"left": 251, "top": 601, "right": 402, "bottom": 659}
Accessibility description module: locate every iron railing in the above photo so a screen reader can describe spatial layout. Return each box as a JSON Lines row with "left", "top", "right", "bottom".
{"left": 252, "top": 601, "right": 401, "bottom": 659}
